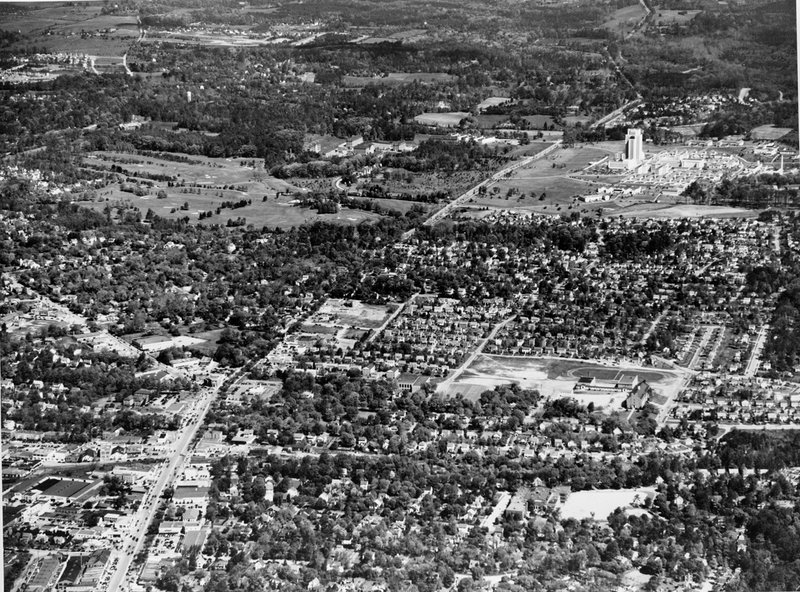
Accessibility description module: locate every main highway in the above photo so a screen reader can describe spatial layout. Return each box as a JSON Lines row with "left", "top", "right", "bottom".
{"left": 104, "top": 372, "right": 228, "bottom": 592}
{"left": 3, "top": 273, "right": 234, "bottom": 592}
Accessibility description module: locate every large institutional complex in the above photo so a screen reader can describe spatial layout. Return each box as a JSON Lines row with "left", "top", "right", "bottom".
{"left": 608, "top": 128, "right": 645, "bottom": 171}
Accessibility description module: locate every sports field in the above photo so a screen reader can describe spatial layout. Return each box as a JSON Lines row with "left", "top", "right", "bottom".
{"left": 560, "top": 487, "right": 656, "bottom": 521}
{"left": 450, "top": 354, "right": 679, "bottom": 410}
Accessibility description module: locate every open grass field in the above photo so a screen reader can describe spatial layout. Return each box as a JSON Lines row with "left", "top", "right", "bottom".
{"left": 83, "top": 189, "right": 385, "bottom": 228}
{"left": 185, "top": 329, "right": 225, "bottom": 355}
{"left": 616, "top": 203, "right": 759, "bottom": 219}
{"left": 344, "top": 72, "right": 455, "bottom": 86}
{"left": 1, "top": 3, "right": 102, "bottom": 36}
{"left": 278, "top": 179, "right": 436, "bottom": 216}
{"left": 566, "top": 366, "right": 669, "bottom": 384}
{"left": 471, "top": 355, "right": 672, "bottom": 384}
{"left": 601, "top": 3, "right": 647, "bottom": 35}
{"left": 146, "top": 30, "right": 274, "bottom": 47}
{"left": 85, "top": 151, "right": 294, "bottom": 190}
{"left": 80, "top": 151, "right": 391, "bottom": 228}
{"left": 0, "top": 3, "right": 137, "bottom": 55}
{"left": 654, "top": 9, "right": 701, "bottom": 25}
{"left": 359, "top": 197, "right": 433, "bottom": 214}
{"left": 459, "top": 145, "right": 614, "bottom": 212}
{"left": 413, "top": 112, "right": 469, "bottom": 127}
{"left": 6, "top": 316, "right": 73, "bottom": 338}
{"left": 38, "top": 35, "right": 132, "bottom": 55}
{"left": 560, "top": 488, "right": 657, "bottom": 521}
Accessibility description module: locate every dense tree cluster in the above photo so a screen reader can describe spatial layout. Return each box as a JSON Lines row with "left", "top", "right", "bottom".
{"left": 198, "top": 374, "right": 800, "bottom": 592}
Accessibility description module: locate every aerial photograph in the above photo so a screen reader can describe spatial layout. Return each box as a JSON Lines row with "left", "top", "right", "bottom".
{"left": 0, "top": 0, "right": 797, "bottom": 590}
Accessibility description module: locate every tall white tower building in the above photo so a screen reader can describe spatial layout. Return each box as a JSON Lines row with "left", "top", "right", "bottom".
{"left": 624, "top": 128, "right": 643, "bottom": 166}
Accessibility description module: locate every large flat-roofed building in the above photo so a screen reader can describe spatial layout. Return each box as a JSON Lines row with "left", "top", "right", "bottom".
{"left": 28, "top": 556, "right": 65, "bottom": 592}
{"left": 573, "top": 374, "right": 640, "bottom": 393}
{"left": 173, "top": 485, "right": 210, "bottom": 510}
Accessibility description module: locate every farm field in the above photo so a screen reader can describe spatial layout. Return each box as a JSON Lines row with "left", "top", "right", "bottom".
{"left": 1, "top": 3, "right": 107, "bottom": 36}
{"left": 0, "top": 4, "right": 138, "bottom": 55}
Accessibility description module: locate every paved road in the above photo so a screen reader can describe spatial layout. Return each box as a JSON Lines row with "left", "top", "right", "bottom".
{"left": 436, "top": 315, "right": 516, "bottom": 394}
{"left": 687, "top": 326, "right": 714, "bottom": 371}
{"left": 590, "top": 97, "right": 640, "bottom": 130}
{"left": 626, "top": 0, "right": 653, "bottom": 40}
{"left": 639, "top": 310, "right": 667, "bottom": 346}
{"left": 3, "top": 270, "right": 233, "bottom": 592}
{"left": 654, "top": 371, "right": 693, "bottom": 427}
{"left": 481, "top": 491, "right": 511, "bottom": 532}
{"left": 106, "top": 377, "right": 226, "bottom": 592}
{"left": 422, "top": 141, "right": 563, "bottom": 228}
{"left": 744, "top": 326, "right": 768, "bottom": 378}
{"left": 365, "top": 294, "right": 416, "bottom": 344}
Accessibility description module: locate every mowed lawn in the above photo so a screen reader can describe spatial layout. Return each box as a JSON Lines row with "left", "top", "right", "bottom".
{"left": 413, "top": 112, "right": 469, "bottom": 127}
{"left": 83, "top": 187, "right": 385, "bottom": 228}
{"left": 81, "top": 151, "right": 389, "bottom": 228}
{"left": 85, "top": 151, "right": 295, "bottom": 192}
